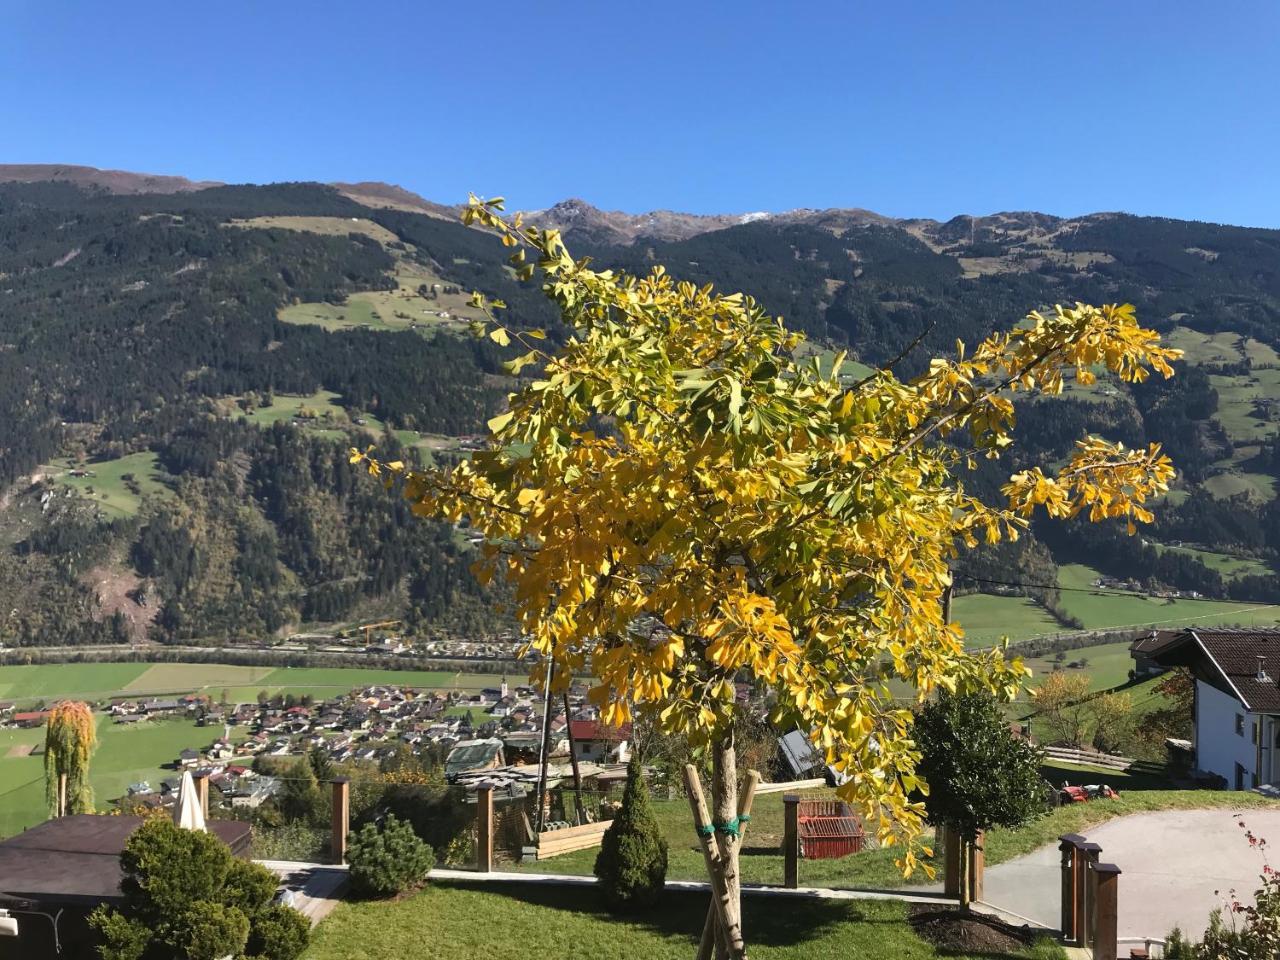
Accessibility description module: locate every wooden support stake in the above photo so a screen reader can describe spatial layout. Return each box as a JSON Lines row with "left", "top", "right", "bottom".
{"left": 477, "top": 785, "right": 495, "bottom": 873}
{"left": 782, "top": 793, "right": 800, "bottom": 889}
{"left": 683, "top": 764, "right": 746, "bottom": 960}
{"left": 330, "top": 777, "right": 350, "bottom": 864}
{"left": 1058, "top": 834, "right": 1086, "bottom": 943}
{"left": 968, "top": 829, "right": 985, "bottom": 903}
{"left": 1091, "top": 862, "right": 1121, "bottom": 960}
{"left": 698, "top": 770, "right": 760, "bottom": 960}
{"left": 57, "top": 773, "right": 67, "bottom": 818}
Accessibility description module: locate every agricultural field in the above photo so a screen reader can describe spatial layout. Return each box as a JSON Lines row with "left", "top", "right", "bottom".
{"left": 0, "top": 661, "right": 503, "bottom": 708}
{"left": 951, "top": 593, "right": 1064, "bottom": 646}
{"left": 1056, "top": 563, "right": 1280, "bottom": 631}
{"left": 0, "top": 712, "right": 211, "bottom": 837}
{"left": 1163, "top": 325, "right": 1280, "bottom": 368}
{"left": 1203, "top": 470, "right": 1277, "bottom": 502}
{"left": 39, "top": 451, "right": 172, "bottom": 519}
{"left": 1209, "top": 366, "right": 1280, "bottom": 445}
{"left": 1018, "top": 641, "right": 1134, "bottom": 692}
{"left": 1152, "top": 543, "right": 1273, "bottom": 579}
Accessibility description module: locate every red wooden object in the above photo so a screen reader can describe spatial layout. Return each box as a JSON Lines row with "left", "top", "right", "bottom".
{"left": 797, "top": 799, "right": 864, "bottom": 860}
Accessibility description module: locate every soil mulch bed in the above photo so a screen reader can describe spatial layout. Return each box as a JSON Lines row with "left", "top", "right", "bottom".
{"left": 909, "top": 904, "right": 1047, "bottom": 954}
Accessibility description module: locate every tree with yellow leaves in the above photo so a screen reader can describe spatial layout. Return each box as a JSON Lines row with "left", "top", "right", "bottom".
{"left": 356, "top": 196, "right": 1179, "bottom": 959}
{"left": 45, "top": 700, "right": 98, "bottom": 817}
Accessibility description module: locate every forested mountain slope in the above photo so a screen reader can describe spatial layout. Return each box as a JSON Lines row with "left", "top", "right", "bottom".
{"left": 2, "top": 174, "right": 1279, "bottom": 648}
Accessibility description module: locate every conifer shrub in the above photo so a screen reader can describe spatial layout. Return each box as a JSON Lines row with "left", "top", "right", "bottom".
{"left": 347, "top": 813, "right": 434, "bottom": 898}
{"left": 593, "top": 761, "right": 668, "bottom": 911}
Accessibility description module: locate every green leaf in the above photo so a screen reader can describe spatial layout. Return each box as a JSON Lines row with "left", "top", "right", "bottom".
{"left": 486, "top": 411, "right": 514, "bottom": 434}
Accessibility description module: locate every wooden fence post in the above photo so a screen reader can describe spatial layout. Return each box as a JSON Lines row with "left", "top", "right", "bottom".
{"left": 1078, "top": 841, "right": 1102, "bottom": 948}
{"left": 1058, "top": 834, "right": 1085, "bottom": 943}
{"left": 968, "top": 829, "right": 985, "bottom": 903}
{"left": 476, "top": 786, "right": 494, "bottom": 873}
{"left": 1091, "top": 862, "right": 1121, "bottom": 960}
{"left": 191, "top": 770, "right": 210, "bottom": 822}
{"left": 782, "top": 793, "right": 800, "bottom": 889}
{"left": 330, "top": 777, "right": 350, "bottom": 865}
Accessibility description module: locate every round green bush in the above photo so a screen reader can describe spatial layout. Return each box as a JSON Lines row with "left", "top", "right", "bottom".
{"left": 246, "top": 903, "right": 312, "bottom": 960}
{"left": 593, "top": 762, "right": 668, "bottom": 911}
{"left": 347, "top": 813, "right": 434, "bottom": 898}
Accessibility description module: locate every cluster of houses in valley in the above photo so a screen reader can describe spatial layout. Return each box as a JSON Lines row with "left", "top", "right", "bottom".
{"left": 98, "top": 679, "right": 635, "bottom": 813}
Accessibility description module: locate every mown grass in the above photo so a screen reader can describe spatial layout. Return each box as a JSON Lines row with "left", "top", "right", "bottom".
{"left": 1056, "top": 563, "right": 1280, "bottom": 631}
{"left": 951, "top": 593, "right": 1064, "bottom": 646}
{"left": 0, "top": 713, "right": 213, "bottom": 837}
{"left": 0, "top": 662, "right": 506, "bottom": 707}
{"left": 42, "top": 451, "right": 171, "bottom": 518}
{"left": 304, "top": 881, "right": 1061, "bottom": 960}
{"left": 1153, "top": 543, "right": 1273, "bottom": 579}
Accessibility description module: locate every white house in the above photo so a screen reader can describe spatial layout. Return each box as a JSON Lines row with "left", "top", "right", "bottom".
{"left": 1144, "top": 628, "right": 1280, "bottom": 790}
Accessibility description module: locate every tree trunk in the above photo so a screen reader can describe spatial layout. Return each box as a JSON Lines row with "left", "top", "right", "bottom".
{"left": 563, "top": 693, "right": 586, "bottom": 825}
{"left": 683, "top": 759, "right": 747, "bottom": 960}
{"left": 712, "top": 731, "right": 744, "bottom": 960}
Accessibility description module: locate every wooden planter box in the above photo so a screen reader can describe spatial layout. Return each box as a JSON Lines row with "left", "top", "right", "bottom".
{"left": 536, "top": 819, "right": 613, "bottom": 859}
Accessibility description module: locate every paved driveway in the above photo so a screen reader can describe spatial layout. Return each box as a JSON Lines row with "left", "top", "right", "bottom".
{"left": 975, "top": 808, "right": 1280, "bottom": 941}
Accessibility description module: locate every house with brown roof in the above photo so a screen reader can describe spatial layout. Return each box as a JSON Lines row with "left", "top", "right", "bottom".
{"left": 1140, "top": 628, "right": 1280, "bottom": 790}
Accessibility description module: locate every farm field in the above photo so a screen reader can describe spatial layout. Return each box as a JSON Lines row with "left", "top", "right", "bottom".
{"left": 1056, "top": 563, "right": 1280, "bottom": 632}
{"left": 1019, "top": 641, "right": 1134, "bottom": 692}
{"left": 39, "top": 451, "right": 172, "bottom": 519}
{"left": 1153, "top": 543, "right": 1273, "bottom": 579}
{"left": 0, "top": 661, "right": 505, "bottom": 707}
{"left": 1163, "top": 326, "right": 1280, "bottom": 367}
{"left": 1203, "top": 470, "right": 1277, "bottom": 502}
{"left": 951, "top": 592, "right": 1064, "bottom": 646}
{"left": 1209, "top": 367, "right": 1280, "bottom": 445}
{"left": 0, "top": 713, "right": 210, "bottom": 838}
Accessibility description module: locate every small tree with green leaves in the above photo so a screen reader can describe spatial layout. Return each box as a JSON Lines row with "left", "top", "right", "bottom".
{"left": 89, "top": 817, "right": 309, "bottom": 960}
{"left": 347, "top": 813, "right": 434, "bottom": 898}
{"left": 915, "top": 691, "right": 1047, "bottom": 905}
{"left": 594, "top": 760, "right": 669, "bottom": 911}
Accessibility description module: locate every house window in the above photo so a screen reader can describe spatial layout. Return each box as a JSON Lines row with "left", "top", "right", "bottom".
{"left": 1237, "top": 714, "right": 1246, "bottom": 737}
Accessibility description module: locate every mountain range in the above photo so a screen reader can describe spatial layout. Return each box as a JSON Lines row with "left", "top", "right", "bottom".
{"left": 0, "top": 163, "right": 1278, "bottom": 650}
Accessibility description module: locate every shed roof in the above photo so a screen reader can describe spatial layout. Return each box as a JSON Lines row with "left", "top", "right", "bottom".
{"left": 0, "top": 815, "right": 250, "bottom": 907}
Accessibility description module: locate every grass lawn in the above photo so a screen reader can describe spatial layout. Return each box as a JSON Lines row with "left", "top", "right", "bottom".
{"left": 40, "top": 452, "right": 171, "bottom": 519}
{"left": 0, "top": 713, "right": 212, "bottom": 837}
{"left": 951, "top": 593, "right": 1064, "bottom": 646}
{"left": 305, "top": 881, "right": 1060, "bottom": 960}
{"left": 1056, "top": 563, "right": 1280, "bottom": 632}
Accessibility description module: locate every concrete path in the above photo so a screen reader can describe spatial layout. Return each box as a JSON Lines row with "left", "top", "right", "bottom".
{"left": 965, "top": 808, "right": 1280, "bottom": 942}
{"left": 256, "top": 860, "right": 349, "bottom": 926}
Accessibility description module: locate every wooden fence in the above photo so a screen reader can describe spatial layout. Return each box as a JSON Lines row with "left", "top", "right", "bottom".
{"left": 1043, "top": 745, "right": 1134, "bottom": 771}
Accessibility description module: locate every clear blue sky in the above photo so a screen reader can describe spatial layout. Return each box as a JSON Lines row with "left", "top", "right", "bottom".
{"left": 3, "top": 1, "right": 1278, "bottom": 225}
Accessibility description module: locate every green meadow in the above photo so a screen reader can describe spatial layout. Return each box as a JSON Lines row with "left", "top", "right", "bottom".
{"left": 40, "top": 451, "right": 172, "bottom": 519}
{"left": 0, "top": 713, "right": 211, "bottom": 837}
{"left": 0, "top": 661, "right": 505, "bottom": 708}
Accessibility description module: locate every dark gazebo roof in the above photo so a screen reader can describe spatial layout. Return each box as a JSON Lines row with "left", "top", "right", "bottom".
{"left": 0, "top": 815, "right": 251, "bottom": 907}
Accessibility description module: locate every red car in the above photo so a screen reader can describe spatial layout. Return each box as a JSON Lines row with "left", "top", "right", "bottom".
{"left": 1059, "top": 784, "right": 1120, "bottom": 804}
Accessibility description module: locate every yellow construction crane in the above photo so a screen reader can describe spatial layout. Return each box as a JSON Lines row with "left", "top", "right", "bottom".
{"left": 360, "top": 620, "right": 402, "bottom": 645}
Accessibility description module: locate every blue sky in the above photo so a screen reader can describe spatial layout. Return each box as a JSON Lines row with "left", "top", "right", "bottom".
{"left": 3, "top": 1, "right": 1278, "bottom": 225}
